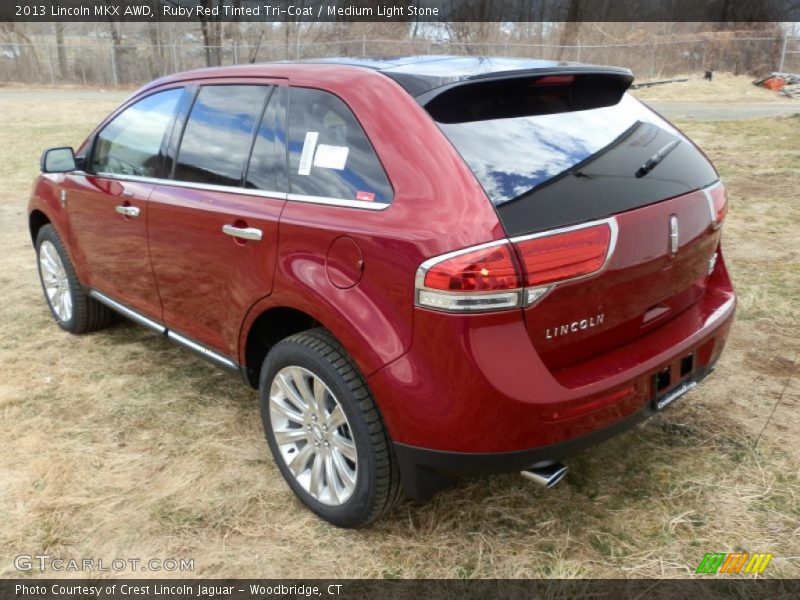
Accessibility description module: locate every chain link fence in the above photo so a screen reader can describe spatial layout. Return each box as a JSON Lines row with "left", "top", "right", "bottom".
{"left": 2, "top": 36, "right": 799, "bottom": 87}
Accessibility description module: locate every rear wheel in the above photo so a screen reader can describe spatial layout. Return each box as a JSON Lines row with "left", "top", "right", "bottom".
{"left": 259, "top": 329, "right": 401, "bottom": 527}
{"left": 35, "top": 224, "right": 112, "bottom": 334}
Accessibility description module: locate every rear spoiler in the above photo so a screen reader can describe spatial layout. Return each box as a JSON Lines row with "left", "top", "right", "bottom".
{"left": 414, "top": 67, "right": 635, "bottom": 123}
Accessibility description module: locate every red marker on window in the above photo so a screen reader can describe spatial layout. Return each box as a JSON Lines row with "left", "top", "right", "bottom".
{"left": 356, "top": 191, "right": 375, "bottom": 202}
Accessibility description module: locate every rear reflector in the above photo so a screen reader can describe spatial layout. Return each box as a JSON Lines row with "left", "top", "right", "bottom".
{"left": 704, "top": 182, "right": 728, "bottom": 229}
{"left": 513, "top": 221, "right": 615, "bottom": 287}
{"left": 416, "top": 218, "right": 618, "bottom": 313}
{"left": 541, "top": 385, "right": 638, "bottom": 422}
{"left": 416, "top": 289, "right": 521, "bottom": 312}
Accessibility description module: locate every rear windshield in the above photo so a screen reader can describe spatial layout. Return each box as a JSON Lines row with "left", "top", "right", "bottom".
{"left": 436, "top": 93, "right": 718, "bottom": 236}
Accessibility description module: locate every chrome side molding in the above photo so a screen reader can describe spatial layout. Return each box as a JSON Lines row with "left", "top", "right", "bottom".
{"left": 92, "top": 171, "right": 390, "bottom": 211}
{"left": 166, "top": 331, "right": 238, "bottom": 370}
{"left": 90, "top": 290, "right": 165, "bottom": 334}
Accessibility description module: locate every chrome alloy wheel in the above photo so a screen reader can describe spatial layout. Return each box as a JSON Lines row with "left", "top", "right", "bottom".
{"left": 269, "top": 366, "right": 358, "bottom": 506}
{"left": 39, "top": 240, "right": 73, "bottom": 322}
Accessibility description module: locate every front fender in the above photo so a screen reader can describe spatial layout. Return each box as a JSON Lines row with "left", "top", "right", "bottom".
{"left": 28, "top": 174, "right": 95, "bottom": 285}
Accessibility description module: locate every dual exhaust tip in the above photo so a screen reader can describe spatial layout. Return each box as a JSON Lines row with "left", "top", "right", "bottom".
{"left": 520, "top": 462, "right": 568, "bottom": 489}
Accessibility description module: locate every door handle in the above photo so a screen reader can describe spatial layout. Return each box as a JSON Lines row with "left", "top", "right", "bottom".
{"left": 222, "top": 224, "right": 263, "bottom": 242}
{"left": 115, "top": 205, "right": 141, "bottom": 218}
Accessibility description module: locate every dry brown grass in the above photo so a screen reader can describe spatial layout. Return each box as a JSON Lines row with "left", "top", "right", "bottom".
{"left": 632, "top": 72, "right": 797, "bottom": 104}
{"left": 0, "top": 90, "right": 798, "bottom": 579}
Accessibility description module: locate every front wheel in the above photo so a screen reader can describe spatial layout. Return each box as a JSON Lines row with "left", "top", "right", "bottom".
{"left": 259, "top": 329, "right": 402, "bottom": 528}
{"left": 35, "top": 224, "right": 112, "bottom": 334}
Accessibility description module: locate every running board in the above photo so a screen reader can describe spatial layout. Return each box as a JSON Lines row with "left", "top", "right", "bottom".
{"left": 89, "top": 289, "right": 165, "bottom": 334}
{"left": 89, "top": 290, "right": 238, "bottom": 371}
{"left": 165, "top": 330, "right": 238, "bottom": 370}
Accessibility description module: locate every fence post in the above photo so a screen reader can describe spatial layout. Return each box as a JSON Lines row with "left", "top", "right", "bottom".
{"left": 778, "top": 36, "right": 787, "bottom": 72}
{"left": 362, "top": 34, "right": 366, "bottom": 57}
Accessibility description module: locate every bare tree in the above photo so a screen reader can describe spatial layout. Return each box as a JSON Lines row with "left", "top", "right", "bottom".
{"left": 147, "top": 23, "right": 167, "bottom": 78}
{"left": 108, "top": 17, "right": 123, "bottom": 81}
{"left": 198, "top": 0, "right": 222, "bottom": 67}
{"left": 54, "top": 23, "right": 68, "bottom": 79}
{"left": 1, "top": 23, "right": 43, "bottom": 82}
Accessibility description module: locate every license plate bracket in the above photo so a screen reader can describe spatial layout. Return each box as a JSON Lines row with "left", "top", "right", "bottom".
{"left": 653, "top": 379, "right": 697, "bottom": 411}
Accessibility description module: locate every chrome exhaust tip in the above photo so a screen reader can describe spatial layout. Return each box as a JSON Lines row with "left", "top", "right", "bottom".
{"left": 520, "top": 463, "right": 568, "bottom": 488}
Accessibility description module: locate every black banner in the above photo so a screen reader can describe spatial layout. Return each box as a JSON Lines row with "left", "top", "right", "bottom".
{"left": 3, "top": 579, "right": 800, "bottom": 600}
{"left": 1, "top": 0, "right": 799, "bottom": 23}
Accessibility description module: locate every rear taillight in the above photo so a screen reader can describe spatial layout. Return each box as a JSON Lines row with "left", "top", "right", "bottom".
{"left": 513, "top": 222, "right": 614, "bottom": 287}
{"left": 415, "top": 218, "right": 617, "bottom": 313}
{"left": 421, "top": 242, "right": 521, "bottom": 292}
{"left": 704, "top": 182, "right": 728, "bottom": 229}
{"left": 416, "top": 242, "right": 522, "bottom": 312}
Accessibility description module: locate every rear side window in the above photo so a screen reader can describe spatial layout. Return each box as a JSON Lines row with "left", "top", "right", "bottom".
{"left": 245, "top": 86, "right": 287, "bottom": 193}
{"left": 435, "top": 83, "right": 718, "bottom": 236}
{"left": 288, "top": 87, "right": 392, "bottom": 204}
{"left": 91, "top": 88, "right": 182, "bottom": 178}
{"left": 175, "top": 85, "right": 271, "bottom": 187}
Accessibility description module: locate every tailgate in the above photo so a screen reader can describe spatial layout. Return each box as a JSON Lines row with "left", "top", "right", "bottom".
{"left": 430, "top": 73, "right": 721, "bottom": 371}
{"left": 524, "top": 190, "right": 721, "bottom": 371}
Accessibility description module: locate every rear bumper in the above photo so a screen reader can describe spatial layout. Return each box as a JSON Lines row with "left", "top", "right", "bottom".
{"left": 394, "top": 364, "right": 716, "bottom": 499}
{"left": 369, "top": 278, "right": 735, "bottom": 498}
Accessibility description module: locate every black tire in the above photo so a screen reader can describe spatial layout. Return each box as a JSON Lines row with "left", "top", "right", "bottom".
{"left": 259, "top": 328, "right": 402, "bottom": 528}
{"left": 35, "top": 224, "right": 113, "bottom": 334}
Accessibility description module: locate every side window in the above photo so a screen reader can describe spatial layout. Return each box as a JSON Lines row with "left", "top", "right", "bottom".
{"left": 245, "top": 86, "right": 287, "bottom": 193}
{"left": 288, "top": 87, "right": 393, "bottom": 204}
{"left": 175, "top": 85, "right": 271, "bottom": 187}
{"left": 91, "top": 88, "right": 182, "bottom": 178}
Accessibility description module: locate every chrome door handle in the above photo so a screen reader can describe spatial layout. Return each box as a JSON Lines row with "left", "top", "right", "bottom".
{"left": 222, "top": 224, "right": 263, "bottom": 241}
{"left": 115, "top": 205, "right": 140, "bottom": 218}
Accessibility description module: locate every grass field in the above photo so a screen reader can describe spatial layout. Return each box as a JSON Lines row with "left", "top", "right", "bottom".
{"left": 0, "top": 87, "right": 798, "bottom": 579}
{"left": 633, "top": 72, "right": 798, "bottom": 104}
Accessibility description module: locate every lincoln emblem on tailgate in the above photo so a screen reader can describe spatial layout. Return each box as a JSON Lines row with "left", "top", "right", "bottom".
{"left": 545, "top": 314, "right": 605, "bottom": 340}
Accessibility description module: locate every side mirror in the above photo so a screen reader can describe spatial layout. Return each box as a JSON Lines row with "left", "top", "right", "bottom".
{"left": 41, "top": 147, "right": 77, "bottom": 173}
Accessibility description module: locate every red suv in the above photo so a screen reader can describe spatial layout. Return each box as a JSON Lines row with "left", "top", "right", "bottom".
{"left": 29, "top": 57, "right": 735, "bottom": 527}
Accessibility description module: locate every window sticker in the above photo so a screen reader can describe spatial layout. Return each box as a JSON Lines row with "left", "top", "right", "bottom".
{"left": 297, "top": 131, "right": 318, "bottom": 176}
{"left": 356, "top": 191, "right": 375, "bottom": 202}
{"left": 313, "top": 144, "right": 349, "bottom": 170}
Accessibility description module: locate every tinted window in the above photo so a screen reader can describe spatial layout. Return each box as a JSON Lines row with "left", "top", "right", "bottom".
{"left": 437, "top": 93, "right": 718, "bottom": 236}
{"left": 175, "top": 85, "right": 271, "bottom": 187}
{"left": 92, "top": 88, "right": 182, "bottom": 178}
{"left": 288, "top": 87, "right": 392, "bottom": 204}
{"left": 245, "top": 86, "right": 286, "bottom": 193}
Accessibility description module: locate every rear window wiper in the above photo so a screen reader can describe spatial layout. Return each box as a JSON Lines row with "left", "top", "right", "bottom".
{"left": 635, "top": 139, "right": 681, "bottom": 178}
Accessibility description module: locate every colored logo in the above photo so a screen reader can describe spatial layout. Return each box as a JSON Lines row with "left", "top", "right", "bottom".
{"left": 696, "top": 552, "right": 773, "bottom": 574}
